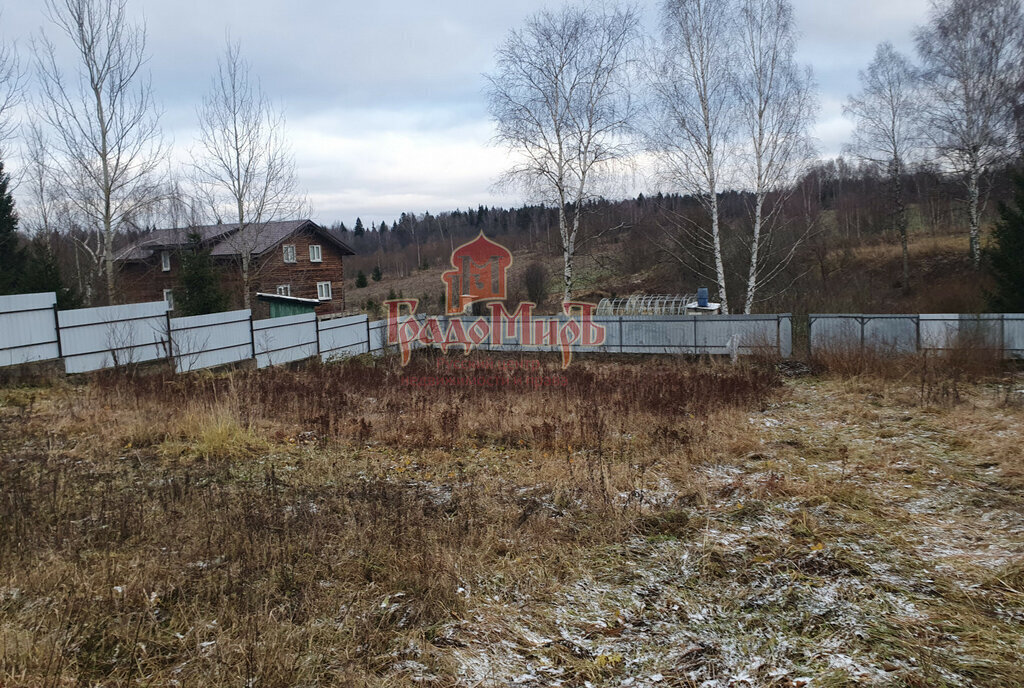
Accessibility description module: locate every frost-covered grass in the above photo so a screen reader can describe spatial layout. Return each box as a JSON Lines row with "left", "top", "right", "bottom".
{"left": 0, "top": 357, "right": 1021, "bottom": 686}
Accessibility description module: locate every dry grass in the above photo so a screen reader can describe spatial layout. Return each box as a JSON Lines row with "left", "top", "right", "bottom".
{"left": 0, "top": 354, "right": 777, "bottom": 687}
{"left": 1, "top": 353, "right": 1022, "bottom": 686}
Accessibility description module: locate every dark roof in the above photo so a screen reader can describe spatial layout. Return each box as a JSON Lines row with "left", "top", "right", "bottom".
{"left": 118, "top": 219, "right": 355, "bottom": 262}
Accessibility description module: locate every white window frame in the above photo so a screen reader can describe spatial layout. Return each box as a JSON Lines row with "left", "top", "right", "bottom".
{"left": 309, "top": 244, "right": 322, "bottom": 263}
{"left": 161, "top": 251, "right": 171, "bottom": 272}
{"left": 163, "top": 289, "right": 175, "bottom": 310}
{"left": 276, "top": 284, "right": 291, "bottom": 296}
{"left": 282, "top": 244, "right": 297, "bottom": 263}
{"left": 316, "top": 281, "right": 332, "bottom": 301}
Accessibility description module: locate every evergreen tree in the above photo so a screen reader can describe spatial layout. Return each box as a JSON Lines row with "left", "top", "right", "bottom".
{"left": 986, "top": 171, "right": 1024, "bottom": 311}
{"left": 371, "top": 265, "right": 382, "bottom": 281}
{"left": 355, "top": 270, "right": 367, "bottom": 288}
{"left": 177, "top": 232, "right": 228, "bottom": 316}
{"left": 353, "top": 217, "right": 365, "bottom": 238}
{"left": 0, "top": 160, "right": 26, "bottom": 294}
{"left": 20, "top": 238, "right": 81, "bottom": 309}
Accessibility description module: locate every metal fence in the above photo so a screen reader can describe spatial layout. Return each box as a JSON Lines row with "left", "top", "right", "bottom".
{"left": 170, "top": 309, "right": 253, "bottom": 373}
{"left": 3, "top": 291, "right": 1022, "bottom": 375}
{"left": 58, "top": 301, "right": 170, "bottom": 374}
{"left": 809, "top": 314, "right": 1024, "bottom": 358}
{"left": 319, "top": 314, "right": 372, "bottom": 360}
{"left": 0, "top": 292, "right": 60, "bottom": 368}
{"left": 253, "top": 312, "right": 318, "bottom": 368}
{"left": 424, "top": 314, "right": 792, "bottom": 357}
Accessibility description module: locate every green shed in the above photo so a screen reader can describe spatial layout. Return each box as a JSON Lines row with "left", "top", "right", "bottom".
{"left": 257, "top": 292, "right": 320, "bottom": 318}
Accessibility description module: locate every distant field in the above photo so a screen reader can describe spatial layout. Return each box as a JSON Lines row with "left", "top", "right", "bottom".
{"left": 1, "top": 354, "right": 1022, "bottom": 687}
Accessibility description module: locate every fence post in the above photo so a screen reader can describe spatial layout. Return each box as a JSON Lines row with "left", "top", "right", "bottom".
{"left": 618, "top": 316, "right": 623, "bottom": 354}
{"left": 165, "top": 310, "right": 173, "bottom": 369}
{"left": 915, "top": 316, "right": 921, "bottom": 353}
{"left": 314, "top": 316, "right": 321, "bottom": 359}
{"left": 52, "top": 302, "right": 63, "bottom": 360}
{"left": 860, "top": 316, "right": 866, "bottom": 354}
{"left": 1000, "top": 314, "right": 1006, "bottom": 360}
{"left": 693, "top": 317, "right": 698, "bottom": 355}
{"left": 249, "top": 314, "right": 257, "bottom": 362}
{"left": 365, "top": 317, "right": 371, "bottom": 354}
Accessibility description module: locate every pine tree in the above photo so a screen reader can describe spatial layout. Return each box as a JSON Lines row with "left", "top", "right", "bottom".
{"left": 0, "top": 160, "right": 26, "bottom": 294}
{"left": 353, "top": 217, "right": 365, "bottom": 238}
{"left": 986, "top": 171, "right": 1024, "bottom": 312}
{"left": 20, "top": 238, "right": 80, "bottom": 309}
{"left": 177, "top": 232, "right": 228, "bottom": 316}
{"left": 371, "top": 265, "right": 382, "bottom": 281}
{"left": 355, "top": 270, "right": 367, "bottom": 288}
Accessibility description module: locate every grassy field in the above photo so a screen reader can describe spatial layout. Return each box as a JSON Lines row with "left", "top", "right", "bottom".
{"left": 1, "top": 354, "right": 1022, "bottom": 687}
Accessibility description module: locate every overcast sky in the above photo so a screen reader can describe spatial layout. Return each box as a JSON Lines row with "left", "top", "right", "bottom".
{"left": 2, "top": 0, "right": 931, "bottom": 227}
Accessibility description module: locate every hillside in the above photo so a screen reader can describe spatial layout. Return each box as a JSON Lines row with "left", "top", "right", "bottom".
{"left": 343, "top": 228, "right": 992, "bottom": 317}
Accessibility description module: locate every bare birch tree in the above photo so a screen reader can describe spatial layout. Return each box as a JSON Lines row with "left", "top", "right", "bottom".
{"left": 192, "top": 40, "right": 304, "bottom": 309}
{"left": 34, "top": 0, "right": 166, "bottom": 304}
{"left": 0, "top": 31, "right": 22, "bottom": 156}
{"left": 844, "top": 42, "right": 922, "bottom": 291}
{"left": 21, "top": 121, "right": 61, "bottom": 237}
{"left": 486, "top": 3, "right": 639, "bottom": 303}
{"left": 647, "top": 0, "right": 735, "bottom": 312}
{"left": 915, "top": 0, "right": 1024, "bottom": 268}
{"left": 733, "top": 0, "right": 816, "bottom": 313}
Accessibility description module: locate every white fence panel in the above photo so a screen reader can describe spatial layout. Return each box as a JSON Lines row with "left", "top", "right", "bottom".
{"left": 0, "top": 292, "right": 60, "bottom": 368}
{"left": 253, "top": 312, "right": 317, "bottom": 368}
{"left": 319, "top": 314, "right": 370, "bottom": 359}
{"left": 1005, "top": 314, "right": 1024, "bottom": 358}
{"left": 170, "top": 309, "right": 252, "bottom": 373}
{"left": 59, "top": 301, "right": 169, "bottom": 374}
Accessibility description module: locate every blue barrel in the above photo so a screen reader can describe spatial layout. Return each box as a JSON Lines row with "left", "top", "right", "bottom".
{"left": 697, "top": 287, "right": 709, "bottom": 308}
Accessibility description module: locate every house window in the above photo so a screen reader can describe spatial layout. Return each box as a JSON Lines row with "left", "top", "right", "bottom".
{"left": 283, "top": 244, "right": 296, "bottom": 263}
{"left": 276, "top": 284, "right": 291, "bottom": 296}
{"left": 309, "top": 244, "right": 322, "bottom": 263}
{"left": 161, "top": 251, "right": 171, "bottom": 272}
{"left": 317, "top": 281, "right": 332, "bottom": 301}
{"left": 163, "top": 289, "right": 175, "bottom": 310}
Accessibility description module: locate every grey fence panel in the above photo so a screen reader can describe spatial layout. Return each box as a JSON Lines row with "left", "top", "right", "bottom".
{"left": 319, "top": 314, "right": 371, "bottom": 359}
{"left": 390, "top": 314, "right": 792, "bottom": 356}
{"left": 919, "top": 314, "right": 959, "bottom": 350}
{"left": 253, "top": 312, "right": 317, "bottom": 368}
{"left": 0, "top": 292, "right": 59, "bottom": 368}
{"left": 576, "top": 315, "right": 618, "bottom": 353}
{"left": 368, "top": 320, "right": 389, "bottom": 354}
{"left": 810, "top": 315, "right": 863, "bottom": 354}
{"left": 616, "top": 316, "right": 690, "bottom": 354}
{"left": 957, "top": 314, "right": 1003, "bottom": 350}
{"left": 863, "top": 315, "right": 918, "bottom": 353}
{"left": 170, "top": 309, "right": 252, "bottom": 373}
{"left": 59, "top": 301, "right": 169, "bottom": 374}
{"left": 779, "top": 315, "right": 793, "bottom": 358}
{"left": 696, "top": 316, "right": 782, "bottom": 355}
{"left": 1004, "top": 314, "right": 1024, "bottom": 357}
